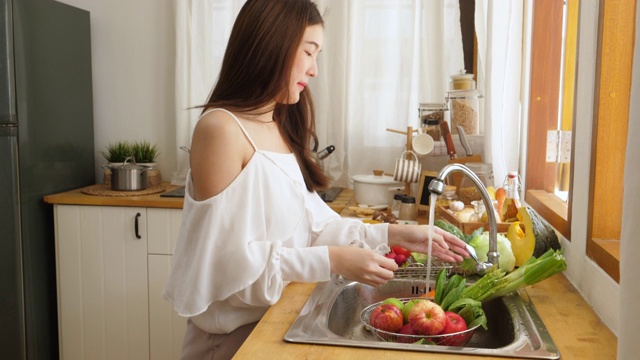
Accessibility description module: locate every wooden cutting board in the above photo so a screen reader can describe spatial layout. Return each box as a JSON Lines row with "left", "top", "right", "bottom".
{"left": 449, "top": 154, "right": 483, "bottom": 188}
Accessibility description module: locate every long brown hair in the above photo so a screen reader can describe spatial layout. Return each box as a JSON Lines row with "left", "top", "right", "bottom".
{"left": 203, "top": 0, "right": 329, "bottom": 191}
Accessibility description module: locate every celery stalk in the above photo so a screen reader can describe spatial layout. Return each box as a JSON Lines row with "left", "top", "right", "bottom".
{"left": 460, "top": 249, "right": 567, "bottom": 303}
{"left": 483, "top": 249, "right": 567, "bottom": 302}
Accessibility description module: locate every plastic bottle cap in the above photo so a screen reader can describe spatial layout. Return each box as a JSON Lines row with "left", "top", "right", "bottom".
{"left": 394, "top": 193, "right": 406, "bottom": 200}
{"left": 401, "top": 196, "right": 416, "bottom": 204}
{"left": 508, "top": 171, "right": 518, "bottom": 178}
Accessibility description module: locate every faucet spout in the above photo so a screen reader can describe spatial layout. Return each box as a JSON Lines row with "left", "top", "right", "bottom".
{"left": 428, "top": 163, "right": 499, "bottom": 274}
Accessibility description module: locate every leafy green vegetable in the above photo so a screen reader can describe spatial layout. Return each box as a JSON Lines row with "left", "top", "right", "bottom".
{"left": 434, "top": 270, "right": 487, "bottom": 330}
{"left": 410, "top": 252, "right": 429, "bottom": 264}
{"left": 434, "top": 268, "right": 447, "bottom": 305}
{"left": 440, "top": 277, "right": 466, "bottom": 310}
{"left": 468, "top": 232, "right": 516, "bottom": 272}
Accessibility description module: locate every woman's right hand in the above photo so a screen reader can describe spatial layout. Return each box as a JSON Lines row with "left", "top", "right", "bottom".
{"left": 328, "top": 246, "right": 398, "bottom": 287}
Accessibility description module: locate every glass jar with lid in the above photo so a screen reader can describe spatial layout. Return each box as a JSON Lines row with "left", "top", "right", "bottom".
{"left": 450, "top": 70, "right": 476, "bottom": 90}
{"left": 398, "top": 195, "right": 418, "bottom": 221}
{"left": 418, "top": 102, "right": 448, "bottom": 135}
{"left": 391, "top": 193, "right": 405, "bottom": 217}
{"left": 447, "top": 89, "right": 482, "bottom": 135}
{"left": 458, "top": 162, "right": 494, "bottom": 205}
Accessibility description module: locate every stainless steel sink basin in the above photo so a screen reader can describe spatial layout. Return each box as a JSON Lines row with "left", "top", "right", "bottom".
{"left": 285, "top": 277, "right": 560, "bottom": 359}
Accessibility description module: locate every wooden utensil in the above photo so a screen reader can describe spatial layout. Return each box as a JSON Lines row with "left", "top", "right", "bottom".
{"left": 440, "top": 121, "right": 456, "bottom": 159}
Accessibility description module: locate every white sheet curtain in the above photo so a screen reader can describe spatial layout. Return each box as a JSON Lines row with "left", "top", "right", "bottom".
{"left": 173, "top": 0, "right": 521, "bottom": 189}
{"left": 474, "top": 0, "right": 523, "bottom": 188}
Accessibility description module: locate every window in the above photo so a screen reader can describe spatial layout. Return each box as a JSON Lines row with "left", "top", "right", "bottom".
{"left": 584, "top": 0, "right": 633, "bottom": 283}
{"left": 526, "top": 0, "right": 632, "bottom": 283}
{"left": 525, "top": 0, "right": 575, "bottom": 240}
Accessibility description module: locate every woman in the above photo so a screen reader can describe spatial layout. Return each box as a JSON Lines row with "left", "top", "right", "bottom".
{"left": 163, "top": 0, "right": 469, "bottom": 358}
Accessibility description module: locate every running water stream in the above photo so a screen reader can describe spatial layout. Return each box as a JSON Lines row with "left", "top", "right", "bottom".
{"left": 426, "top": 193, "right": 439, "bottom": 293}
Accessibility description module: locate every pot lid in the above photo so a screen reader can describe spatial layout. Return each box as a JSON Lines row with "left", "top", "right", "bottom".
{"left": 352, "top": 173, "right": 403, "bottom": 185}
{"left": 107, "top": 163, "right": 148, "bottom": 170}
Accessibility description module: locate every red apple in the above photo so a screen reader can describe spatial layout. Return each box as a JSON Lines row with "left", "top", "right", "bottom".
{"left": 369, "top": 303, "right": 403, "bottom": 333}
{"left": 437, "top": 311, "right": 468, "bottom": 346}
{"left": 396, "top": 323, "right": 419, "bottom": 343}
{"left": 384, "top": 252, "right": 397, "bottom": 261}
{"left": 407, "top": 300, "right": 447, "bottom": 335}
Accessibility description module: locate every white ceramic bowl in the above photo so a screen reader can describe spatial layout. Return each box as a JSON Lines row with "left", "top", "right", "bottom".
{"left": 351, "top": 174, "right": 404, "bottom": 207}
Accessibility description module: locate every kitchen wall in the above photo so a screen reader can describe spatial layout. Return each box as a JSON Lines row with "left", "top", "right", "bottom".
{"left": 55, "top": 0, "right": 637, "bottom": 344}
{"left": 56, "top": 0, "right": 177, "bottom": 182}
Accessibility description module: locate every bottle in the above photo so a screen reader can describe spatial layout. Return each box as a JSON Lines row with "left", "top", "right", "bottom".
{"left": 435, "top": 185, "right": 457, "bottom": 209}
{"left": 391, "top": 193, "right": 405, "bottom": 217}
{"left": 398, "top": 196, "right": 417, "bottom": 221}
{"left": 502, "top": 171, "right": 522, "bottom": 222}
{"left": 468, "top": 200, "right": 486, "bottom": 223}
{"left": 458, "top": 162, "right": 494, "bottom": 204}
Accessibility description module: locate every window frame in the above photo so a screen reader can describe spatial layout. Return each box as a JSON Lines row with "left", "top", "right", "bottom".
{"left": 525, "top": 0, "right": 633, "bottom": 283}
{"left": 525, "top": 0, "right": 572, "bottom": 240}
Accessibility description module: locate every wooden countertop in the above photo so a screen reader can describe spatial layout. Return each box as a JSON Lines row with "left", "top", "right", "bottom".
{"left": 44, "top": 183, "right": 186, "bottom": 209}
{"left": 233, "top": 274, "right": 617, "bottom": 359}
{"left": 43, "top": 184, "right": 354, "bottom": 214}
{"left": 234, "top": 201, "right": 618, "bottom": 359}
{"left": 44, "top": 185, "right": 617, "bottom": 358}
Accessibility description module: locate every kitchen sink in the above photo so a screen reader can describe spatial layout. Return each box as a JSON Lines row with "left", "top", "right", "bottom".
{"left": 285, "top": 277, "right": 560, "bottom": 359}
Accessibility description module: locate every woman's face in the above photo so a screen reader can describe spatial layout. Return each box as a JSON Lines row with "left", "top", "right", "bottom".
{"left": 287, "top": 24, "right": 323, "bottom": 104}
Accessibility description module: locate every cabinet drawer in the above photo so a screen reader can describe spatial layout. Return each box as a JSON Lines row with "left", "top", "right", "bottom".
{"left": 147, "top": 208, "right": 183, "bottom": 255}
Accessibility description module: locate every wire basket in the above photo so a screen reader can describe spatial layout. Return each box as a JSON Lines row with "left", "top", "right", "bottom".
{"left": 393, "top": 259, "right": 454, "bottom": 280}
{"left": 360, "top": 298, "right": 480, "bottom": 347}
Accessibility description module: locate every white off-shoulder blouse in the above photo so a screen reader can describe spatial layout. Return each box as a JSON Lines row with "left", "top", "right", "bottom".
{"left": 163, "top": 109, "right": 389, "bottom": 334}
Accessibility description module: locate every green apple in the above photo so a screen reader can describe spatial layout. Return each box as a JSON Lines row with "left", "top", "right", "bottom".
{"left": 402, "top": 299, "right": 420, "bottom": 322}
{"left": 381, "top": 297, "right": 404, "bottom": 312}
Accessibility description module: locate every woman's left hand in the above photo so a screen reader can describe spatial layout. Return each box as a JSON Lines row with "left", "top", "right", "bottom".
{"left": 387, "top": 224, "right": 469, "bottom": 263}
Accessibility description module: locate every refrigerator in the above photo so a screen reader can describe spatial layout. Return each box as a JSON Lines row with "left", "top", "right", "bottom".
{"left": 0, "top": 0, "right": 95, "bottom": 358}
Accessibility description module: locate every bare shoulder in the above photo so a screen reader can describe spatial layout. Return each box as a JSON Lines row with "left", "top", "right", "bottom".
{"left": 190, "top": 109, "right": 252, "bottom": 200}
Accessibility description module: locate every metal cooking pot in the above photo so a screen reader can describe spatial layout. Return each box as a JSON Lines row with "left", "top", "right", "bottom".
{"left": 103, "top": 157, "right": 154, "bottom": 191}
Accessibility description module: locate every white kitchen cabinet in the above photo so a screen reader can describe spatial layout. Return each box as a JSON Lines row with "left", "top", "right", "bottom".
{"left": 147, "top": 208, "right": 187, "bottom": 360}
{"left": 53, "top": 205, "right": 186, "bottom": 360}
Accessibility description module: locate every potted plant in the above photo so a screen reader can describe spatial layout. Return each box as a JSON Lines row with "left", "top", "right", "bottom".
{"left": 102, "top": 141, "right": 133, "bottom": 164}
{"left": 131, "top": 140, "right": 161, "bottom": 185}
{"left": 101, "top": 140, "right": 162, "bottom": 186}
{"left": 131, "top": 140, "right": 159, "bottom": 165}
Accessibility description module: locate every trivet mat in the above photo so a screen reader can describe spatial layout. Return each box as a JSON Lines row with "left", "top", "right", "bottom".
{"left": 80, "top": 184, "right": 166, "bottom": 197}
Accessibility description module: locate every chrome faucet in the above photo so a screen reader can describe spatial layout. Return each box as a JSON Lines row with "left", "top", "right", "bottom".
{"left": 428, "top": 163, "right": 499, "bottom": 274}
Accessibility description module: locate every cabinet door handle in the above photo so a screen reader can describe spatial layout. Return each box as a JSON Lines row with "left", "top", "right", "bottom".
{"left": 135, "top": 212, "right": 142, "bottom": 239}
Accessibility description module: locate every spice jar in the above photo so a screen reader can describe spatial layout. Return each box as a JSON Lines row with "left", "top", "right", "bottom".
{"left": 458, "top": 162, "right": 494, "bottom": 205}
{"left": 398, "top": 195, "right": 417, "bottom": 221}
{"left": 418, "top": 102, "right": 448, "bottom": 134}
{"left": 391, "top": 193, "right": 405, "bottom": 217}
{"left": 423, "top": 119, "right": 441, "bottom": 141}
